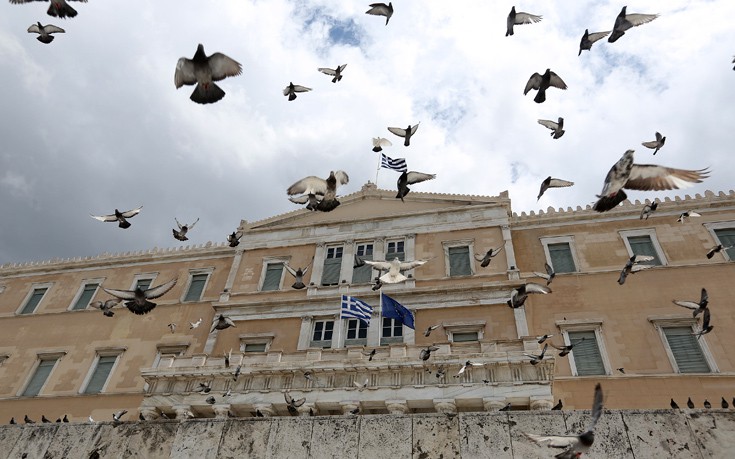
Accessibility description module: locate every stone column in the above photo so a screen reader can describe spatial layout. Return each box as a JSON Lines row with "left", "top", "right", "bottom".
{"left": 139, "top": 406, "right": 160, "bottom": 421}
{"left": 340, "top": 401, "right": 360, "bottom": 415}
{"left": 482, "top": 397, "right": 507, "bottom": 412}
{"left": 433, "top": 399, "right": 457, "bottom": 415}
{"left": 253, "top": 403, "right": 275, "bottom": 417}
{"left": 297, "top": 316, "right": 313, "bottom": 351}
{"left": 212, "top": 404, "right": 231, "bottom": 419}
{"left": 386, "top": 400, "right": 409, "bottom": 415}
{"left": 530, "top": 396, "right": 554, "bottom": 411}
{"left": 173, "top": 405, "right": 194, "bottom": 419}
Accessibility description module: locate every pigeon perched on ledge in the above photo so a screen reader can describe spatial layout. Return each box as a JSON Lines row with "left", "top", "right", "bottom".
{"left": 175, "top": 44, "right": 242, "bottom": 104}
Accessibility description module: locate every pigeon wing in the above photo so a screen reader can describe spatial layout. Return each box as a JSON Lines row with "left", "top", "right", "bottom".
{"left": 490, "top": 246, "right": 504, "bottom": 257}
{"left": 625, "top": 165, "right": 709, "bottom": 191}
{"left": 587, "top": 31, "right": 610, "bottom": 43}
{"left": 287, "top": 176, "right": 328, "bottom": 196}
{"left": 207, "top": 53, "right": 242, "bottom": 81}
{"left": 514, "top": 12, "right": 542, "bottom": 25}
{"left": 366, "top": 4, "right": 391, "bottom": 16}
{"left": 547, "top": 178, "right": 574, "bottom": 188}
{"left": 533, "top": 271, "right": 550, "bottom": 281}
{"left": 292, "top": 85, "right": 312, "bottom": 93}
{"left": 672, "top": 300, "right": 699, "bottom": 310}
{"left": 103, "top": 288, "right": 137, "bottom": 301}
{"left": 537, "top": 119, "right": 559, "bottom": 130}
{"left": 119, "top": 206, "right": 143, "bottom": 218}
{"left": 405, "top": 172, "right": 436, "bottom": 185}
{"left": 548, "top": 72, "right": 568, "bottom": 90}
{"left": 363, "top": 260, "right": 392, "bottom": 271}
{"left": 625, "top": 13, "right": 659, "bottom": 28}
{"left": 641, "top": 140, "right": 659, "bottom": 149}
{"left": 90, "top": 213, "right": 117, "bottom": 222}
{"left": 318, "top": 67, "right": 337, "bottom": 76}
{"left": 387, "top": 126, "right": 407, "bottom": 138}
{"left": 284, "top": 264, "right": 298, "bottom": 278}
{"left": 630, "top": 264, "right": 653, "bottom": 273}
{"left": 525, "top": 282, "right": 551, "bottom": 295}
{"left": 45, "top": 25, "right": 65, "bottom": 34}
{"left": 143, "top": 278, "right": 178, "bottom": 299}
{"left": 27, "top": 23, "right": 42, "bottom": 34}
{"left": 289, "top": 195, "right": 311, "bottom": 204}
{"left": 373, "top": 137, "right": 393, "bottom": 148}
{"left": 523, "top": 73, "right": 542, "bottom": 94}
{"left": 188, "top": 218, "right": 199, "bottom": 230}
{"left": 586, "top": 383, "right": 604, "bottom": 431}
{"left": 409, "top": 123, "right": 420, "bottom": 135}
{"left": 174, "top": 58, "right": 197, "bottom": 88}
{"left": 333, "top": 170, "right": 350, "bottom": 186}
{"left": 700, "top": 288, "right": 708, "bottom": 305}
{"left": 398, "top": 259, "right": 428, "bottom": 270}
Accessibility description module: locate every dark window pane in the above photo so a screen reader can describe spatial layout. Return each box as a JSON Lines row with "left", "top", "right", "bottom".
{"left": 22, "top": 358, "right": 57, "bottom": 396}
{"left": 261, "top": 263, "right": 283, "bottom": 291}
{"left": 322, "top": 248, "right": 343, "bottom": 286}
{"left": 20, "top": 288, "right": 47, "bottom": 315}
{"left": 448, "top": 246, "right": 471, "bottom": 277}
{"left": 386, "top": 241, "right": 405, "bottom": 262}
{"left": 72, "top": 283, "right": 98, "bottom": 311}
{"left": 84, "top": 355, "right": 118, "bottom": 394}
{"left": 568, "top": 331, "right": 605, "bottom": 376}
{"left": 453, "top": 332, "right": 478, "bottom": 342}
{"left": 548, "top": 243, "right": 576, "bottom": 273}
{"left": 663, "top": 327, "right": 711, "bottom": 373}
{"left": 627, "top": 236, "right": 662, "bottom": 265}
{"left": 184, "top": 274, "right": 208, "bottom": 302}
{"left": 135, "top": 279, "right": 153, "bottom": 291}
{"left": 244, "top": 343, "right": 267, "bottom": 353}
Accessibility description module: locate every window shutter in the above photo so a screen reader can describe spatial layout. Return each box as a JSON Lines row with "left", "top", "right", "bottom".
{"left": 627, "top": 236, "right": 662, "bottom": 265}
{"left": 72, "top": 283, "right": 98, "bottom": 310}
{"left": 352, "top": 250, "right": 374, "bottom": 283}
{"left": 663, "top": 327, "right": 711, "bottom": 373}
{"left": 184, "top": 274, "right": 208, "bottom": 301}
{"left": 23, "top": 358, "right": 57, "bottom": 396}
{"left": 261, "top": 264, "right": 284, "bottom": 291}
{"left": 20, "top": 288, "right": 48, "bottom": 315}
{"left": 135, "top": 279, "right": 153, "bottom": 291}
{"left": 448, "top": 246, "right": 471, "bottom": 277}
{"left": 568, "top": 331, "right": 605, "bottom": 376}
{"left": 714, "top": 228, "right": 735, "bottom": 259}
{"left": 453, "top": 332, "right": 478, "bottom": 342}
{"left": 321, "top": 258, "right": 342, "bottom": 286}
{"left": 84, "top": 355, "right": 118, "bottom": 394}
{"left": 548, "top": 243, "right": 576, "bottom": 273}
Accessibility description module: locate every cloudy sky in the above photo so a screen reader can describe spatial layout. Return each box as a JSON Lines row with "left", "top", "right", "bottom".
{"left": 1, "top": 1, "right": 733, "bottom": 264}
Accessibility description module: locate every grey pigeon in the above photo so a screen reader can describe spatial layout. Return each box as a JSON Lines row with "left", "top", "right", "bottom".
{"left": 197, "top": 382, "right": 211, "bottom": 394}
{"left": 173, "top": 217, "right": 199, "bottom": 241}
{"left": 424, "top": 324, "right": 440, "bottom": 337}
{"left": 707, "top": 244, "right": 733, "bottom": 259}
{"left": 499, "top": 403, "right": 512, "bottom": 412}
{"left": 536, "top": 334, "right": 554, "bottom": 344}
{"left": 523, "top": 343, "right": 548, "bottom": 365}
{"left": 640, "top": 201, "right": 658, "bottom": 219}
{"left": 618, "top": 254, "right": 655, "bottom": 285}
{"left": 27, "top": 22, "right": 64, "bottom": 43}
{"left": 9, "top": 417, "right": 15, "bottom": 424}
{"left": 103, "top": 278, "right": 178, "bottom": 315}
{"left": 362, "top": 348, "right": 376, "bottom": 361}
{"left": 533, "top": 262, "right": 555, "bottom": 285}
{"left": 365, "top": 2, "right": 393, "bottom": 25}
{"left": 670, "top": 399, "right": 679, "bottom": 410}
{"left": 112, "top": 410, "right": 127, "bottom": 423}
{"left": 524, "top": 384, "right": 603, "bottom": 458}
{"left": 283, "top": 82, "right": 312, "bottom": 101}
{"left": 90, "top": 206, "right": 143, "bottom": 229}
{"left": 608, "top": 6, "right": 659, "bottom": 43}
{"left": 287, "top": 170, "right": 349, "bottom": 212}
{"left": 592, "top": 150, "right": 709, "bottom": 212}
{"left": 672, "top": 288, "right": 708, "bottom": 318}
{"left": 11, "top": 0, "right": 84, "bottom": 19}
{"left": 205, "top": 396, "right": 216, "bottom": 405}
{"left": 210, "top": 314, "right": 236, "bottom": 333}
{"left": 354, "top": 255, "right": 366, "bottom": 268}
{"left": 419, "top": 345, "right": 439, "bottom": 361}
{"left": 704, "top": 399, "right": 712, "bottom": 409}
{"left": 692, "top": 308, "right": 713, "bottom": 339}
{"left": 175, "top": 44, "right": 242, "bottom": 104}
{"left": 552, "top": 400, "right": 563, "bottom": 410}
{"left": 167, "top": 323, "right": 176, "bottom": 333}
{"left": 372, "top": 137, "right": 392, "bottom": 152}
{"left": 285, "top": 260, "right": 312, "bottom": 289}
{"left": 617, "top": 368, "right": 625, "bottom": 374}
{"left": 24, "top": 415, "right": 34, "bottom": 424}
{"left": 642, "top": 132, "right": 666, "bottom": 155}
{"left": 89, "top": 298, "right": 120, "bottom": 317}
{"left": 62, "top": 414, "right": 68, "bottom": 422}
{"left": 41, "top": 415, "right": 51, "bottom": 423}
{"left": 524, "top": 69, "right": 567, "bottom": 104}
{"left": 227, "top": 231, "right": 243, "bottom": 247}
{"left": 507, "top": 282, "right": 551, "bottom": 308}
{"left": 371, "top": 275, "right": 383, "bottom": 291}
{"left": 396, "top": 170, "right": 436, "bottom": 201}
{"left": 537, "top": 176, "right": 574, "bottom": 200}
{"left": 474, "top": 246, "right": 503, "bottom": 267}
{"left": 506, "top": 6, "right": 542, "bottom": 37}
{"left": 551, "top": 338, "right": 585, "bottom": 357}
{"left": 538, "top": 117, "right": 565, "bottom": 139}
{"left": 318, "top": 64, "right": 347, "bottom": 83}
{"left": 677, "top": 210, "right": 701, "bottom": 223}
{"left": 578, "top": 29, "right": 610, "bottom": 55}
{"left": 233, "top": 365, "right": 242, "bottom": 381}
{"left": 284, "top": 392, "right": 306, "bottom": 416}
{"left": 387, "top": 123, "right": 420, "bottom": 147}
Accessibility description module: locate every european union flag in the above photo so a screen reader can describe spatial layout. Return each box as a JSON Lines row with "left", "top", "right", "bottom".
{"left": 381, "top": 293, "right": 415, "bottom": 329}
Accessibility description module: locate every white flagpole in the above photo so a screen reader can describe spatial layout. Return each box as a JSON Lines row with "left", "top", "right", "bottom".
{"left": 375, "top": 153, "right": 382, "bottom": 185}
{"left": 336, "top": 294, "right": 345, "bottom": 349}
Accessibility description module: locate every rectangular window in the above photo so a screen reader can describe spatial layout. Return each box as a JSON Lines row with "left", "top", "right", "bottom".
{"left": 261, "top": 263, "right": 284, "bottom": 291}
{"left": 714, "top": 228, "right": 735, "bottom": 260}
{"left": 548, "top": 243, "right": 576, "bottom": 273}
{"left": 19, "top": 287, "right": 48, "bottom": 315}
{"left": 381, "top": 317, "right": 403, "bottom": 345}
{"left": 448, "top": 246, "right": 472, "bottom": 277}
{"left": 386, "top": 240, "right": 405, "bottom": 261}
{"left": 321, "top": 246, "right": 343, "bottom": 286}
{"left": 184, "top": 273, "right": 208, "bottom": 302}
{"left": 135, "top": 278, "right": 153, "bottom": 291}
{"left": 72, "top": 283, "right": 99, "bottom": 311}
{"left": 345, "top": 319, "right": 368, "bottom": 345}
{"left": 568, "top": 331, "right": 606, "bottom": 376}
{"left": 311, "top": 320, "right": 335, "bottom": 348}
{"left": 352, "top": 243, "right": 374, "bottom": 283}
{"left": 22, "top": 357, "right": 58, "bottom": 396}
{"left": 243, "top": 343, "right": 267, "bottom": 353}
{"left": 663, "top": 327, "right": 711, "bottom": 373}
{"left": 452, "top": 331, "right": 479, "bottom": 342}
{"left": 627, "top": 235, "right": 662, "bottom": 265}
{"left": 84, "top": 355, "right": 119, "bottom": 394}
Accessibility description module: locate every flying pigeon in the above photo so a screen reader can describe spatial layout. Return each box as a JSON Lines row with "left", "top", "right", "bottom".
{"left": 524, "top": 69, "right": 567, "bottom": 104}
{"left": 90, "top": 206, "right": 143, "bottom": 229}
{"left": 617, "top": 368, "right": 626, "bottom": 374}
{"left": 455, "top": 360, "right": 481, "bottom": 377}
{"left": 372, "top": 137, "right": 392, "bottom": 152}
{"left": 174, "top": 44, "right": 241, "bottom": 104}
{"left": 672, "top": 288, "right": 708, "bottom": 318}
{"left": 435, "top": 366, "right": 446, "bottom": 379}
{"left": 533, "top": 262, "right": 555, "bottom": 285}
{"left": 640, "top": 201, "right": 658, "bottom": 220}
{"left": 592, "top": 150, "right": 708, "bottom": 212}
{"left": 354, "top": 378, "right": 369, "bottom": 391}
{"left": 687, "top": 397, "right": 695, "bottom": 409}
{"left": 722, "top": 398, "right": 729, "bottom": 409}
{"left": 396, "top": 171, "right": 436, "bottom": 201}
{"left": 578, "top": 29, "right": 610, "bottom": 55}
{"left": 506, "top": 6, "right": 542, "bottom": 37}
{"left": 537, "top": 176, "right": 574, "bottom": 200}
{"left": 112, "top": 410, "right": 127, "bottom": 423}
{"left": 618, "top": 254, "right": 655, "bottom": 285}
{"left": 89, "top": 299, "right": 120, "bottom": 317}
{"left": 537, "top": 334, "right": 554, "bottom": 344}
{"left": 704, "top": 400, "right": 712, "bottom": 409}
{"left": 287, "top": 170, "right": 349, "bottom": 212}
{"left": 371, "top": 275, "right": 384, "bottom": 291}
{"left": 173, "top": 217, "right": 199, "bottom": 241}
{"left": 670, "top": 399, "right": 679, "bottom": 410}
{"left": 103, "top": 278, "right": 178, "bottom": 315}
{"left": 197, "top": 382, "right": 211, "bottom": 394}
{"left": 608, "top": 6, "right": 659, "bottom": 43}
{"left": 424, "top": 324, "right": 440, "bottom": 337}
{"left": 284, "top": 260, "right": 312, "bottom": 289}
{"left": 283, "top": 82, "right": 312, "bottom": 101}
{"left": 362, "top": 348, "right": 376, "bottom": 361}
{"left": 537, "top": 118, "right": 565, "bottom": 139}
{"left": 524, "top": 383, "right": 603, "bottom": 458}
{"left": 205, "top": 396, "right": 216, "bottom": 405}
{"left": 523, "top": 343, "right": 548, "bottom": 365}
{"left": 27, "top": 22, "right": 64, "bottom": 43}
{"left": 11, "top": 0, "right": 83, "bottom": 19}
{"left": 210, "top": 314, "right": 236, "bottom": 333}
{"left": 677, "top": 210, "right": 701, "bottom": 223}
{"left": 387, "top": 123, "right": 420, "bottom": 147}
{"left": 550, "top": 338, "right": 586, "bottom": 357}
{"left": 365, "top": 2, "right": 393, "bottom": 25}
{"left": 707, "top": 244, "right": 733, "bottom": 259}
{"left": 642, "top": 132, "right": 666, "bottom": 155}
{"left": 227, "top": 231, "right": 243, "bottom": 247}
{"left": 474, "top": 246, "right": 503, "bottom": 268}
{"left": 499, "top": 403, "right": 512, "bottom": 412}
{"left": 41, "top": 415, "right": 51, "bottom": 423}
{"left": 224, "top": 389, "right": 232, "bottom": 397}
{"left": 419, "top": 345, "right": 439, "bottom": 361}
{"left": 507, "top": 283, "right": 551, "bottom": 309}
{"left": 354, "top": 255, "right": 366, "bottom": 269}
{"left": 284, "top": 392, "right": 305, "bottom": 415}
{"left": 552, "top": 400, "right": 563, "bottom": 410}
{"left": 364, "top": 257, "right": 429, "bottom": 284}
{"left": 190, "top": 318, "right": 202, "bottom": 329}
{"left": 167, "top": 323, "right": 177, "bottom": 333}
{"left": 233, "top": 365, "right": 242, "bottom": 381}
{"left": 692, "top": 308, "right": 714, "bottom": 339}
{"left": 318, "top": 64, "right": 347, "bottom": 83}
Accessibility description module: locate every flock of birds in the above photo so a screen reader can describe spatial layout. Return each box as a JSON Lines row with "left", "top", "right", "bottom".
{"left": 5, "top": 2, "right": 728, "bottom": 457}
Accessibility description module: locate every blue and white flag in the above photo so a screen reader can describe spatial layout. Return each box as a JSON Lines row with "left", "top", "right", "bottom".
{"left": 380, "top": 153, "right": 408, "bottom": 172}
{"left": 381, "top": 293, "right": 415, "bottom": 329}
{"left": 341, "top": 295, "right": 373, "bottom": 325}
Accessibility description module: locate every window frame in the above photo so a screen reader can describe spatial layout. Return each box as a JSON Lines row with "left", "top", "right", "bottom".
{"left": 18, "top": 352, "right": 65, "bottom": 397}
{"left": 649, "top": 316, "right": 719, "bottom": 374}
{"left": 239, "top": 333, "right": 275, "bottom": 353}
{"left": 68, "top": 278, "right": 105, "bottom": 311}
{"left": 16, "top": 282, "right": 54, "bottom": 315}
{"left": 540, "top": 236, "right": 580, "bottom": 274}
{"left": 321, "top": 245, "right": 345, "bottom": 287}
{"left": 619, "top": 229, "right": 668, "bottom": 265}
{"left": 344, "top": 318, "right": 369, "bottom": 346}
{"left": 380, "top": 317, "right": 404, "bottom": 345}
{"left": 555, "top": 319, "right": 611, "bottom": 376}
{"left": 258, "top": 257, "right": 288, "bottom": 291}
{"left": 442, "top": 239, "right": 475, "bottom": 278}
{"left": 130, "top": 273, "right": 158, "bottom": 291}
{"left": 181, "top": 268, "right": 213, "bottom": 302}
{"left": 310, "top": 319, "right": 336, "bottom": 348}
{"left": 352, "top": 242, "right": 375, "bottom": 284}
{"left": 385, "top": 239, "right": 406, "bottom": 262}
{"left": 443, "top": 320, "right": 486, "bottom": 343}
{"left": 704, "top": 222, "right": 735, "bottom": 261}
{"left": 79, "top": 348, "right": 125, "bottom": 395}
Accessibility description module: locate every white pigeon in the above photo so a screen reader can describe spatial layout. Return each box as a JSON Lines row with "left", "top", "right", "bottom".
{"left": 387, "top": 123, "right": 420, "bottom": 147}
{"left": 287, "top": 170, "right": 349, "bottom": 212}
{"left": 354, "top": 378, "right": 369, "bottom": 391}
{"left": 283, "top": 82, "right": 312, "bottom": 101}
{"left": 317, "top": 64, "right": 347, "bottom": 83}
{"left": 27, "top": 22, "right": 65, "bottom": 43}
{"left": 537, "top": 117, "right": 564, "bottom": 139}
{"left": 372, "top": 137, "right": 393, "bottom": 152}
{"left": 167, "top": 323, "right": 177, "bottom": 333}
{"left": 363, "top": 258, "right": 429, "bottom": 284}
{"left": 174, "top": 44, "right": 242, "bottom": 104}
{"left": 608, "top": 6, "right": 659, "bottom": 43}
{"left": 189, "top": 318, "right": 202, "bottom": 329}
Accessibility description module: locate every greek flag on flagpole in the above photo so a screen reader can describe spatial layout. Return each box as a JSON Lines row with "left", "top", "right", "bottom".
{"left": 380, "top": 153, "right": 408, "bottom": 172}
{"left": 340, "top": 295, "right": 373, "bottom": 325}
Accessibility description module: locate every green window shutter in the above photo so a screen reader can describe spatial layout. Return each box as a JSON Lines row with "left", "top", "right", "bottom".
{"left": 714, "top": 228, "right": 735, "bottom": 260}
{"left": 448, "top": 246, "right": 471, "bottom": 277}
{"left": 663, "top": 327, "right": 711, "bottom": 373}
{"left": 72, "top": 283, "right": 99, "bottom": 310}
{"left": 322, "top": 256, "right": 342, "bottom": 286}
{"left": 184, "top": 274, "right": 208, "bottom": 301}
{"left": 453, "top": 332, "right": 478, "bottom": 342}
{"left": 22, "top": 358, "right": 57, "bottom": 396}
{"left": 627, "top": 236, "right": 662, "bottom": 265}
{"left": 569, "top": 331, "right": 606, "bottom": 376}
{"left": 84, "top": 355, "right": 119, "bottom": 394}
{"left": 244, "top": 343, "right": 267, "bottom": 353}
{"left": 352, "top": 248, "right": 374, "bottom": 283}
{"left": 548, "top": 243, "right": 576, "bottom": 273}
{"left": 261, "top": 264, "right": 284, "bottom": 291}
{"left": 20, "top": 288, "right": 48, "bottom": 315}
{"left": 135, "top": 279, "right": 152, "bottom": 291}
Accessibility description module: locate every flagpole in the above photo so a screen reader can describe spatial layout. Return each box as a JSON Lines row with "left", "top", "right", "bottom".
{"left": 375, "top": 153, "right": 381, "bottom": 185}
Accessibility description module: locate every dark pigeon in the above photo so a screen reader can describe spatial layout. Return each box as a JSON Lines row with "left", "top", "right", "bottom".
{"left": 103, "top": 278, "right": 178, "bottom": 315}
{"left": 175, "top": 44, "right": 242, "bottom": 104}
